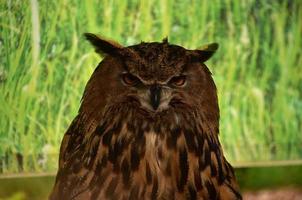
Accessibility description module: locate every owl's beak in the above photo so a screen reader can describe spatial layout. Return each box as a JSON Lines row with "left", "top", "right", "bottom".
{"left": 150, "top": 85, "right": 161, "bottom": 110}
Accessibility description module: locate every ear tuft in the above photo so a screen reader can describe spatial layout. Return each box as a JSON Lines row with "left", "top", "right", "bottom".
{"left": 84, "top": 33, "right": 124, "bottom": 56}
{"left": 190, "top": 43, "right": 219, "bottom": 63}
{"left": 199, "top": 43, "right": 219, "bottom": 52}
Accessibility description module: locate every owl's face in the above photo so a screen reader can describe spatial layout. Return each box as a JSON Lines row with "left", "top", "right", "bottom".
{"left": 82, "top": 33, "right": 219, "bottom": 121}
{"left": 120, "top": 42, "right": 211, "bottom": 113}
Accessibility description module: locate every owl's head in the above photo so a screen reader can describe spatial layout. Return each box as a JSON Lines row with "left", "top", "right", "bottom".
{"left": 81, "top": 33, "right": 219, "bottom": 126}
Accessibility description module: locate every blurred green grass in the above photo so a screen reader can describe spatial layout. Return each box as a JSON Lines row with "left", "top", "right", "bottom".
{"left": 0, "top": 0, "right": 301, "bottom": 173}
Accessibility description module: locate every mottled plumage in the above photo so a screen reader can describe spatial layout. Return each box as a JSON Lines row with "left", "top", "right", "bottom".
{"left": 49, "top": 33, "right": 241, "bottom": 200}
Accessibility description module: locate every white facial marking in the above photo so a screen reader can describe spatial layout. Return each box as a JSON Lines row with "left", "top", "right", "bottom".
{"left": 137, "top": 87, "right": 173, "bottom": 112}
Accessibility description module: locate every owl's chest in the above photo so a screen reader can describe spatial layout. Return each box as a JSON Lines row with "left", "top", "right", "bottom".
{"left": 144, "top": 132, "right": 172, "bottom": 177}
{"left": 70, "top": 121, "right": 239, "bottom": 200}
{"left": 95, "top": 130, "right": 180, "bottom": 199}
{"left": 117, "top": 129, "right": 176, "bottom": 182}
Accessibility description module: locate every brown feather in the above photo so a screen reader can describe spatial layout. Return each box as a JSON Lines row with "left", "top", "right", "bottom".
{"left": 49, "top": 35, "right": 241, "bottom": 200}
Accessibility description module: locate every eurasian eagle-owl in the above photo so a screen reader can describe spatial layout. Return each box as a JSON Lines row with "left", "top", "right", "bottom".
{"left": 49, "top": 33, "right": 242, "bottom": 200}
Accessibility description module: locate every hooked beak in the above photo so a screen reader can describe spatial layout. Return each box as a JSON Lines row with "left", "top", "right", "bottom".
{"left": 150, "top": 85, "right": 161, "bottom": 110}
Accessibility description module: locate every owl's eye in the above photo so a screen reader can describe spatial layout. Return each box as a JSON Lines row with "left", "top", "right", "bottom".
{"left": 122, "top": 73, "right": 141, "bottom": 86}
{"left": 169, "top": 75, "right": 187, "bottom": 87}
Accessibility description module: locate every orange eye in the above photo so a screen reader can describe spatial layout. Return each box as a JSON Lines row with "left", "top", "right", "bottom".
{"left": 122, "top": 73, "right": 141, "bottom": 86}
{"left": 169, "top": 75, "right": 187, "bottom": 87}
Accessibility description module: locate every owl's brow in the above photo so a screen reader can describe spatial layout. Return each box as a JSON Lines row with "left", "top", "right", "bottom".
{"left": 180, "top": 63, "right": 189, "bottom": 74}
{"left": 122, "top": 57, "right": 146, "bottom": 73}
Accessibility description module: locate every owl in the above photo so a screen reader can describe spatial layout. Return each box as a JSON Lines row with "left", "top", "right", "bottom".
{"left": 49, "top": 33, "right": 242, "bottom": 200}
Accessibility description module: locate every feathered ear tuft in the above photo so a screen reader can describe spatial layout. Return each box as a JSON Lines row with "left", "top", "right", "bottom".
{"left": 190, "top": 43, "right": 219, "bottom": 63}
{"left": 84, "top": 33, "right": 124, "bottom": 56}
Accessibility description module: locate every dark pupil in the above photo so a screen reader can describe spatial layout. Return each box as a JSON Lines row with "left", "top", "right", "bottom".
{"left": 123, "top": 73, "right": 139, "bottom": 85}
{"left": 171, "top": 76, "right": 186, "bottom": 85}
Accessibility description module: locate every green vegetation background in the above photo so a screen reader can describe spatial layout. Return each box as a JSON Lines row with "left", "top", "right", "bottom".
{"left": 0, "top": 0, "right": 301, "bottom": 173}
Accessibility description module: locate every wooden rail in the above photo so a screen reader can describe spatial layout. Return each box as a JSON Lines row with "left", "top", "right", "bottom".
{"left": 0, "top": 160, "right": 302, "bottom": 179}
